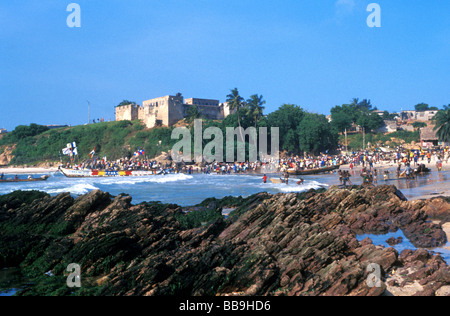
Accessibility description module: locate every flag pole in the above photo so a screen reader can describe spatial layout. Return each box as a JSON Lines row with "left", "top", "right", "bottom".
{"left": 87, "top": 101, "right": 90, "bottom": 125}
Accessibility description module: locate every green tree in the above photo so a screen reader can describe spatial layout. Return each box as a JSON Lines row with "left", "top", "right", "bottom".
{"left": 412, "top": 122, "right": 427, "bottom": 130}
{"left": 382, "top": 111, "right": 397, "bottom": 120}
{"left": 297, "top": 113, "right": 336, "bottom": 155}
{"left": 246, "top": 94, "right": 266, "bottom": 127}
{"left": 331, "top": 103, "right": 359, "bottom": 125}
{"left": 226, "top": 88, "right": 245, "bottom": 142}
{"left": 433, "top": 109, "right": 450, "bottom": 142}
{"left": 0, "top": 124, "right": 49, "bottom": 145}
{"left": 116, "top": 100, "right": 136, "bottom": 107}
{"left": 357, "top": 99, "right": 373, "bottom": 111}
{"left": 330, "top": 110, "right": 353, "bottom": 134}
{"left": 350, "top": 98, "right": 373, "bottom": 111}
{"left": 356, "top": 111, "right": 384, "bottom": 133}
{"left": 186, "top": 105, "right": 201, "bottom": 123}
{"left": 267, "top": 104, "right": 305, "bottom": 153}
{"left": 414, "top": 102, "right": 431, "bottom": 112}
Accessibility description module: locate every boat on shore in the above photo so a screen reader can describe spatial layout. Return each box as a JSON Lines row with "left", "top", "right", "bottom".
{"left": 0, "top": 175, "right": 50, "bottom": 183}
{"left": 59, "top": 167, "right": 167, "bottom": 178}
{"left": 286, "top": 164, "right": 340, "bottom": 176}
{"left": 270, "top": 178, "right": 284, "bottom": 184}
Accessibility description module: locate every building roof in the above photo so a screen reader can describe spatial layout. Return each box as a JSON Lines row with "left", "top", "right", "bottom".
{"left": 420, "top": 127, "right": 439, "bottom": 141}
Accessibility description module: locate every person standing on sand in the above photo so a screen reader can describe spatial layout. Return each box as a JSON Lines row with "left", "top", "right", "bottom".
{"left": 436, "top": 157, "right": 442, "bottom": 171}
{"left": 396, "top": 164, "right": 401, "bottom": 178}
{"left": 263, "top": 174, "right": 267, "bottom": 184}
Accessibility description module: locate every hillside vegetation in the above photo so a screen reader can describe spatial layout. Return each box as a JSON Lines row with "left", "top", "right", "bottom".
{"left": 0, "top": 121, "right": 175, "bottom": 166}
{"left": 339, "top": 130, "right": 420, "bottom": 151}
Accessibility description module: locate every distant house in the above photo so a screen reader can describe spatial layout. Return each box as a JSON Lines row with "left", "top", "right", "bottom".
{"left": 373, "top": 110, "right": 385, "bottom": 117}
{"left": 401, "top": 110, "right": 437, "bottom": 122}
{"left": 416, "top": 110, "right": 438, "bottom": 122}
{"left": 374, "top": 120, "right": 398, "bottom": 133}
{"left": 0, "top": 128, "right": 7, "bottom": 134}
{"left": 401, "top": 110, "right": 417, "bottom": 121}
{"left": 420, "top": 127, "right": 439, "bottom": 148}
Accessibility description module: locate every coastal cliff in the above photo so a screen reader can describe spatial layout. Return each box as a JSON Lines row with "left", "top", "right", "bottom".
{"left": 0, "top": 185, "right": 449, "bottom": 296}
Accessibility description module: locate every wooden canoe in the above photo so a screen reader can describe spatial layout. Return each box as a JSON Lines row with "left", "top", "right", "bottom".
{"left": 0, "top": 175, "right": 50, "bottom": 183}
{"left": 286, "top": 164, "right": 340, "bottom": 175}
{"left": 269, "top": 178, "right": 284, "bottom": 184}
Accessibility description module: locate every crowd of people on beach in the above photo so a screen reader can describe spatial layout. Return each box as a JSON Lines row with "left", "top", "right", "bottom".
{"left": 66, "top": 157, "right": 172, "bottom": 173}
{"left": 63, "top": 146, "right": 449, "bottom": 187}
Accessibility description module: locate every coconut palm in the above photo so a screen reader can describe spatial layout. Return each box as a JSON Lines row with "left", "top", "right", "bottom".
{"left": 433, "top": 109, "right": 450, "bottom": 142}
{"left": 226, "top": 88, "right": 245, "bottom": 142}
{"left": 246, "top": 94, "right": 266, "bottom": 127}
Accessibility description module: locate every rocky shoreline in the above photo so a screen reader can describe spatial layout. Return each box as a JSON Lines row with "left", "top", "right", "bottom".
{"left": 0, "top": 185, "right": 449, "bottom": 296}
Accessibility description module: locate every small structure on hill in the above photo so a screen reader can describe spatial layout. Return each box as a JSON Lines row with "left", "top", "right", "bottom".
{"left": 420, "top": 127, "right": 439, "bottom": 148}
{"left": 115, "top": 93, "right": 233, "bottom": 128}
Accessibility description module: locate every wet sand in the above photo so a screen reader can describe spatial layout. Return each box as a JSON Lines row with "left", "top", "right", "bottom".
{"left": 0, "top": 161, "right": 448, "bottom": 200}
{"left": 339, "top": 160, "right": 450, "bottom": 200}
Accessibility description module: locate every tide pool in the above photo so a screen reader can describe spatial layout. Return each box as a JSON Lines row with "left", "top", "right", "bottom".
{"left": 357, "top": 230, "right": 450, "bottom": 264}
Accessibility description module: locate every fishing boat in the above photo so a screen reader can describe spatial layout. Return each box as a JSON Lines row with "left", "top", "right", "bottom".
{"left": 286, "top": 164, "right": 340, "bottom": 176}
{"left": 0, "top": 175, "right": 50, "bottom": 183}
{"left": 59, "top": 167, "right": 166, "bottom": 178}
{"left": 269, "top": 178, "right": 284, "bottom": 184}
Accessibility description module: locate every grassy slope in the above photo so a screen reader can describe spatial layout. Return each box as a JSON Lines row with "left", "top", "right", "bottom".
{"left": 0, "top": 121, "right": 176, "bottom": 166}
{"left": 338, "top": 130, "right": 420, "bottom": 151}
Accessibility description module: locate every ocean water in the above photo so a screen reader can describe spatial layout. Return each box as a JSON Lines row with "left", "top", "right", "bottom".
{"left": 0, "top": 171, "right": 330, "bottom": 206}
{"left": 0, "top": 169, "right": 448, "bottom": 205}
{"left": 0, "top": 268, "right": 25, "bottom": 296}
{"left": 357, "top": 230, "right": 450, "bottom": 265}
{"left": 0, "top": 169, "right": 449, "bottom": 295}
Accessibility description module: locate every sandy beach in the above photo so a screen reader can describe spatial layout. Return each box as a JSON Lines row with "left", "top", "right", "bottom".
{"left": 0, "top": 160, "right": 448, "bottom": 200}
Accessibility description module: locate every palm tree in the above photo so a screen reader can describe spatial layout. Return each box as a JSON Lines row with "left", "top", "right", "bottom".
{"left": 226, "top": 88, "right": 245, "bottom": 143}
{"left": 350, "top": 98, "right": 359, "bottom": 107}
{"left": 433, "top": 109, "right": 450, "bottom": 142}
{"left": 246, "top": 94, "right": 266, "bottom": 127}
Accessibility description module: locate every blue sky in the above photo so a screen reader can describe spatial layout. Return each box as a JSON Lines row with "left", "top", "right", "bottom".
{"left": 0, "top": 0, "right": 449, "bottom": 131}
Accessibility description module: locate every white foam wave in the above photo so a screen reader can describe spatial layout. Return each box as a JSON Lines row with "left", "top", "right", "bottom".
{"left": 278, "top": 184, "right": 326, "bottom": 193}
{"left": 46, "top": 183, "right": 99, "bottom": 195}
{"left": 270, "top": 180, "right": 328, "bottom": 193}
{"left": 98, "top": 173, "right": 194, "bottom": 185}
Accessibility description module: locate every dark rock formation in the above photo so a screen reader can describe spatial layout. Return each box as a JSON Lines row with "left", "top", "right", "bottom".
{"left": 386, "top": 237, "right": 403, "bottom": 246}
{"left": 0, "top": 185, "right": 449, "bottom": 296}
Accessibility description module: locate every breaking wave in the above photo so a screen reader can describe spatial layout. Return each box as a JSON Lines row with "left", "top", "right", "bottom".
{"left": 273, "top": 180, "right": 329, "bottom": 193}
{"left": 98, "top": 173, "right": 194, "bottom": 185}
{"left": 46, "top": 183, "right": 100, "bottom": 195}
